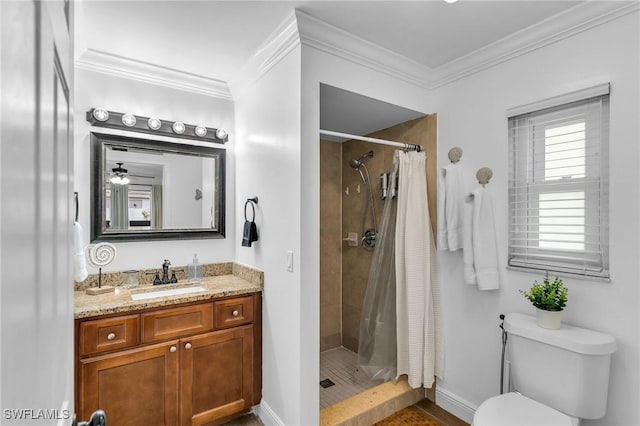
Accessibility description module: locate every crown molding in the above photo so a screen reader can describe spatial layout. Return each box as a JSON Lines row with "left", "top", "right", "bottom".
{"left": 296, "top": 10, "right": 432, "bottom": 90}
{"left": 228, "top": 12, "right": 301, "bottom": 97}
{"left": 75, "top": 49, "right": 232, "bottom": 100}
{"left": 430, "top": 1, "right": 640, "bottom": 88}
{"left": 295, "top": 2, "right": 639, "bottom": 91}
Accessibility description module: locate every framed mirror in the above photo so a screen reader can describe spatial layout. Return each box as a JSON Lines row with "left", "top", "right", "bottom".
{"left": 90, "top": 132, "right": 225, "bottom": 241}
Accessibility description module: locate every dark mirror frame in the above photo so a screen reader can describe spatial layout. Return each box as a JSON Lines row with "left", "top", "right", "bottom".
{"left": 90, "top": 132, "right": 226, "bottom": 242}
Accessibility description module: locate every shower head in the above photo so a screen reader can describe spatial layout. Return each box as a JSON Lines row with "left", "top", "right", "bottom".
{"left": 349, "top": 150, "right": 374, "bottom": 169}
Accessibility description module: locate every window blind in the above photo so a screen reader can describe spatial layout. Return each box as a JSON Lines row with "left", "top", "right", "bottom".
{"left": 508, "top": 92, "right": 609, "bottom": 278}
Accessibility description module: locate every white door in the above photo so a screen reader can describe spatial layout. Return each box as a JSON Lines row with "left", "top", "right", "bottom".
{"left": 1, "top": 1, "right": 75, "bottom": 424}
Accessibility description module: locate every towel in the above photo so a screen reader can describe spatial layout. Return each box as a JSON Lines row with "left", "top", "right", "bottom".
{"left": 463, "top": 186, "right": 500, "bottom": 290}
{"left": 73, "top": 221, "right": 88, "bottom": 282}
{"left": 437, "top": 163, "right": 465, "bottom": 251}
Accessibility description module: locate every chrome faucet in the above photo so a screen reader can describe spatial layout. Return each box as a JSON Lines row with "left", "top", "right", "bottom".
{"left": 161, "top": 259, "right": 171, "bottom": 284}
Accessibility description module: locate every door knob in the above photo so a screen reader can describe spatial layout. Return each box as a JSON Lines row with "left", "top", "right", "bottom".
{"left": 184, "top": 343, "right": 192, "bottom": 350}
{"left": 106, "top": 332, "right": 116, "bottom": 341}
{"left": 170, "top": 346, "right": 177, "bottom": 353}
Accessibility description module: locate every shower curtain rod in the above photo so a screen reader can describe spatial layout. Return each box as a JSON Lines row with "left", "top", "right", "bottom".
{"left": 320, "top": 129, "right": 422, "bottom": 152}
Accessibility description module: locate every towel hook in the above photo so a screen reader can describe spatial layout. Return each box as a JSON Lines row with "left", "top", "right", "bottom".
{"left": 476, "top": 167, "right": 493, "bottom": 187}
{"left": 448, "top": 147, "right": 463, "bottom": 164}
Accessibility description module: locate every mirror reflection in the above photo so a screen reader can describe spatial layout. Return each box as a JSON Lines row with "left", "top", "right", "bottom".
{"left": 91, "top": 132, "right": 225, "bottom": 242}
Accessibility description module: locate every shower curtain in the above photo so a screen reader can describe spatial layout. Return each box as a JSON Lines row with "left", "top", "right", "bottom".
{"left": 355, "top": 150, "right": 443, "bottom": 389}
{"left": 355, "top": 157, "right": 399, "bottom": 383}
{"left": 395, "top": 151, "right": 443, "bottom": 389}
{"left": 110, "top": 183, "right": 129, "bottom": 230}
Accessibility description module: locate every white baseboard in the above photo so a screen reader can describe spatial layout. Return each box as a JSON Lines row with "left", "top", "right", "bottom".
{"left": 435, "top": 387, "right": 477, "bottom": 424}
{"left": 253, "top": 400, "right": 284, "bottom": 426}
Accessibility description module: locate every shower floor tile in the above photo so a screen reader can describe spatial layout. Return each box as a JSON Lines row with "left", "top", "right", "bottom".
{"left": 320, "top": 347, "right": 377, "bottom": 408}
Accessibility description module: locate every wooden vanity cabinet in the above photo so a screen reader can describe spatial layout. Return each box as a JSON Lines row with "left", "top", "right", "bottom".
{"left": 75, "top": 293, "right": 262, "bottom": 426}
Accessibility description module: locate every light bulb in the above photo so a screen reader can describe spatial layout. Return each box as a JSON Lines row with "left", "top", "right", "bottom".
{"left": 93, "top": 108, "right": 109, "bottom": 122}
{"left": 122, "top": 113, "right": 137, "bottom": 127}
{"left": 110, "top": 176, "right": 121, "bottom": 184}
{"left": 172, "top": 121, "right": 186, "bottom": 134}
{"left": 147, "top": 117, "right": 162, "bottom": 130}
{"left": 194, "top": 125, "right": 207, "bottom": 137}
{"left": 121, "top": 176, "right": 130, "bottom": 185}
{"left": 215, "top": 128, "right": 228, "bottom": 140}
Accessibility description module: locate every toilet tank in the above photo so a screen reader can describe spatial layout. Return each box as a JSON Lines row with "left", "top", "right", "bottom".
{"left": 505, "top": 313, "right": 616, "bottom": 419}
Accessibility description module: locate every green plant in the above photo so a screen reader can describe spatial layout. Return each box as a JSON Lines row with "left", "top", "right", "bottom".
{"left": 520, "top": 277, "right": 568, "bottom": 312}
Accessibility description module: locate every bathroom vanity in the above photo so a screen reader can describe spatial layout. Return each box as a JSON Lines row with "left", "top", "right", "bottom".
{"left": 74, "top": 272, "right": 262, "bottom": 425}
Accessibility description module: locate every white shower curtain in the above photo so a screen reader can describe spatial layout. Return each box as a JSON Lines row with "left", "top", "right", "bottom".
{"left": 395, "top": 151, "right": 444, "bottom": 389}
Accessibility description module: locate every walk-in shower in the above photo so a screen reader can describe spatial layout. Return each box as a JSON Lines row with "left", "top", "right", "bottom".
{"left": 348, "top": 150, "right": 377, "bottom": 250}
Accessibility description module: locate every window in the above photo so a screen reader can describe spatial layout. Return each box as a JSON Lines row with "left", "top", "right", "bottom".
{"left": 508, "top": 87, "right": 609, "bottom": 279}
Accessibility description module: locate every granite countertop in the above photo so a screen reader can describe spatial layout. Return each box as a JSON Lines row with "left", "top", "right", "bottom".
{"left": 75, "top": 274, "right": 262, "bottom": 320}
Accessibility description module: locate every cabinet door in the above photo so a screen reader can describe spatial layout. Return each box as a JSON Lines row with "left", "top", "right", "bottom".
{"left": 180, "top": 326, "right": 254, "bottom": 426}
{"left": 79, "top": 341, "right": 180, "bottom": 425}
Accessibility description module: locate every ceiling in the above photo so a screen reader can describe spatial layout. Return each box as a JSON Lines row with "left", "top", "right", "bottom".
{"left": 78, "top": 1, "right": 584, "bottom": 139}
{"left": 79, "top": 1, "right": 583, "bottom": 83}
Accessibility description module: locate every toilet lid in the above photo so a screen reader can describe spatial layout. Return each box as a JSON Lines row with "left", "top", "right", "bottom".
{"left": 473, "top": 392, "right": 576, "bottom": 426}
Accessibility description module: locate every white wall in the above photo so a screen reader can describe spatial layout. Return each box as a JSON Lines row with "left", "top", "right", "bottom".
{"left": 74, "top": 69, "right": 235, "bottom": 271}
{"left": 432, "top": 12, "right": 640, "bottom": 425}
{"left": 231, "top": 46, "right": 303, "bottom": 424}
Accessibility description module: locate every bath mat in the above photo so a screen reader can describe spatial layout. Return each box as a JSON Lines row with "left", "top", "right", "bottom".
{"left": 374, "top": 406, "right": 441, "bottom": 426}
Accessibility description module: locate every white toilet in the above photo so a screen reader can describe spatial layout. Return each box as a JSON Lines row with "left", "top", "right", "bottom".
{"left": 473, "top": 313, "right": 617, "bottom": 426}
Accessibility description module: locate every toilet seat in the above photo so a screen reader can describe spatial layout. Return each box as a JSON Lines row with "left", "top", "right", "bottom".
{"left": 473, "top": 392, "right": 579, "bottom": 426}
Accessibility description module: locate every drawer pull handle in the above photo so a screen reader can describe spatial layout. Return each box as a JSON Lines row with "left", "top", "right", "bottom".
{"left": 170, "top": 346, "right": 177, "bottom": 353}
{"left": 107, "top": 332, "right": 116, "bottom": 341}
{"left": 185, "top": 343, "right": 192, "bottom": 350}
{"left": 232, "top": 310, "right": 239, "bottom": 317}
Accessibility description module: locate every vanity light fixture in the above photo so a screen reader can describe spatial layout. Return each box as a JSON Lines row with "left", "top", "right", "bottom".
{"left": 215, "top": 128, "right": 228, "bottom": 140}
{"left": 110, "top": 162, "right": 130, "bottom": 185}
{"left": 172, "top": 121, "right": 186, "bottom": 135}
{"left": 121, "top": 113, "right": 137, "bottom": 127}
{"left": 194, "top": 125, "right": 208, "bottom": 137}
{"left": 92, "top": 107, "right": 109, "bottom": 122}
{"left": 86, "top": 108, "right": 228, "bottom": 143}
{"left": 147, "top": 117, "right": 162, "bottom": 130}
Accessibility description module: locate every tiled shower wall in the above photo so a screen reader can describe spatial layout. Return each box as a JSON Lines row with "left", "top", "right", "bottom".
{"left": 320, "top": 115, "right": 437, "bottom": 353}
{"left": 320, "top": 140, "right": 343, "bottom": 351}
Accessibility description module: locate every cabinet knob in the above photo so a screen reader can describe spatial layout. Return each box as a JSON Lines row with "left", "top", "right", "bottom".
{"left": 107, "top": 332, "right": 116, "bottom": 341}
{"left": 170, "top": 346, "right": 177, "bottom": 353}
{"left": 232, "top": 310, "right": 239, "bottom": 317}
{"left": 184, "top": 343, "right": 192, "bottom": 350}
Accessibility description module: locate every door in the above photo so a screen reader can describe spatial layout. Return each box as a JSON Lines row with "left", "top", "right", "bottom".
{"left": 78, "top": 341, "right": 180, "bottom": 425}
{"left": 1, "top": 0, "right": 75, "bottom": 423}
{"left": 180, "top": 326, "right": 254, "bottom": 426}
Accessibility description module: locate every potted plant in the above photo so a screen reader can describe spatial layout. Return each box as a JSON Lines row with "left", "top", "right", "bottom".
{"left": 520, "top": 277, "right": 568, "bottom": 330}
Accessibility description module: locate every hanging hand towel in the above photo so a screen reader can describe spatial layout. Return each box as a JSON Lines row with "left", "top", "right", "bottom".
{"left": 73, "top": 221, "right": 88, "bottom": 282}
{"left": 463, "top": 187, "right": 499, "bottom": 290}
{"left": 437, "top": 163, "right": 465, "bottom": 251}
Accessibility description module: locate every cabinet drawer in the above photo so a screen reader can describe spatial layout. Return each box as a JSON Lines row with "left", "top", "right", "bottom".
{"left": 79, "top": 315, "right": 140, "bottom": 357}
{"left": 142, "top": 303, "right": 213, "bottom": 343}
{"left": 214, "top": 296, "right": 254, "bottom": 329}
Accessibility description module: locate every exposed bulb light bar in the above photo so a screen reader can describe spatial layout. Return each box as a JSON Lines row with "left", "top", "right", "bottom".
{"left": 86, "top": 108, "right": 228, "bottom": 144}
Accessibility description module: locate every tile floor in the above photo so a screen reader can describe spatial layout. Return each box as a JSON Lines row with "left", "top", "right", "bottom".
{"left": 320, "top": 347, "right": 378, "bottom": 408}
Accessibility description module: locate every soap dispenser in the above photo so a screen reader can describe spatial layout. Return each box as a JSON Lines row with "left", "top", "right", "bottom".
{"left": 188, "top": 254, "right": 203, "bottom": 282}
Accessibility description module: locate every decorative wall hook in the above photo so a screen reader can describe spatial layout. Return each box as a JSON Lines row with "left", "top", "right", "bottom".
{"left": 448, "top": 147, "right": 463, "bottom": 164}
{"left": 476, "top": 167, "right": 493, "bottom": 187}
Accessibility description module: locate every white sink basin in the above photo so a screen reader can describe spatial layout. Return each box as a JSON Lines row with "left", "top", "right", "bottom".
{"left": 130, "top": 286, "right": 207, "bottom": 301}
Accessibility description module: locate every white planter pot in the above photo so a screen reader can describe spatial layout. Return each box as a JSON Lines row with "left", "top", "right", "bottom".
{"left": 536, "top": 308, "right": 562, "bottom": 330}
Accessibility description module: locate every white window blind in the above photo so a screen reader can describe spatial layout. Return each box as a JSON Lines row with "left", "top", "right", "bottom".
{"left": 508, "top": 91, "right": 609, "bottom": 279}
